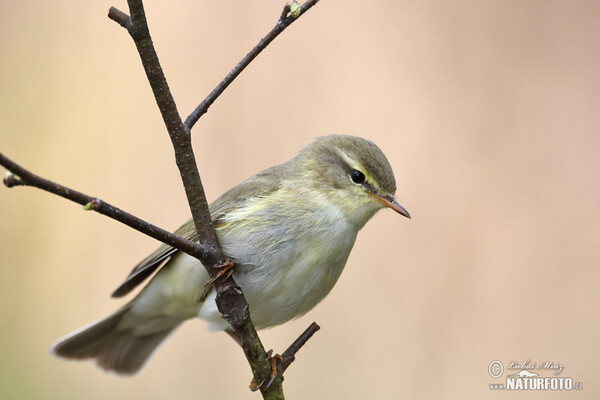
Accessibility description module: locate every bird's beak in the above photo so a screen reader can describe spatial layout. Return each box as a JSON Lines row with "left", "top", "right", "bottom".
{"left": 369, "top": 193, "right": 411, "bottom": 219}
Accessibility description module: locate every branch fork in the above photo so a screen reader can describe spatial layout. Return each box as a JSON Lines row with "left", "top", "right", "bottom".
{"left": 1, "top": 1, "right": 321, "bottom": 399}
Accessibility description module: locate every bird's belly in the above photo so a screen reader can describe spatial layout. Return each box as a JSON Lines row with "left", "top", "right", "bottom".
{"left": 240, "top": 254, "right": 350, "bottom": 330}
{"left": 199, "top": 221, "right": 357, "bottom": 331}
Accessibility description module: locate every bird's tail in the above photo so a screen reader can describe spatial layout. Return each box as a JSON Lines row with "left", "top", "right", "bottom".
{"left": 50, "top": 304, "right": 178, "bottom": 375}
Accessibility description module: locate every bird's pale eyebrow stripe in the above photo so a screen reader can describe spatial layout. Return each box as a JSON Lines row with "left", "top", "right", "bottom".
{"left": 336, "top": 149, "right": 363, "bottom": 174}
{"left": 335, "top": 148, "right": 383, "bottom": 193}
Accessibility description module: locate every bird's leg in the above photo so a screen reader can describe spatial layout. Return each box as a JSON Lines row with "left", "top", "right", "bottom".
{"left": 226, "top": 331, "right": 283, "bottom": 391}
{"left": 249, "top": 349, "right": 283, "bottom": 392}
{"left": 204, "top": 258, "right": 235, "bottom": 286}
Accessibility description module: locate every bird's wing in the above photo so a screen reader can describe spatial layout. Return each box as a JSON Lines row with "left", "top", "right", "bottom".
{"left": 209, "top": 163, "right": 288, "bottom": 219}
{"left": 110, "top": 220, "right": 197, "bottom": 298}
{"left": 110, "top": 163, "right": 287, "bottom": 298}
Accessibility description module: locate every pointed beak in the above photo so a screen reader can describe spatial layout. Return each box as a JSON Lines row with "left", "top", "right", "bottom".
{"left": 369, "top": 193, "right": 411, "bottom": 219}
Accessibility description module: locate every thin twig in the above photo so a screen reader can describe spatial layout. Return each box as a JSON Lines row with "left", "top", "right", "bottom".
{"left": 183, "top": 0, "right": 320, "bottom": 132}
{"left": 281, "top": 322, "right": 321, "bottom": 371}
{"left": 0, "top": 153, "right": 216, "bottom": 261}
{"left": 108, "top": 7, "right": 132, "bottom": 30}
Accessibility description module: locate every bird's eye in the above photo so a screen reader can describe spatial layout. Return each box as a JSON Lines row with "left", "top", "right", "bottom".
{"left": 350, "top": 170, "right": 365, "bottom": 184}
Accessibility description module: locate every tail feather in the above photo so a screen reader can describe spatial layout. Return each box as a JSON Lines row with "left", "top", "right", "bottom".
{"left": 51, "top": 305, "right": 178, "bottom": 375}
{"left": 93, "top": 329, "right": 174, "bottom": 374}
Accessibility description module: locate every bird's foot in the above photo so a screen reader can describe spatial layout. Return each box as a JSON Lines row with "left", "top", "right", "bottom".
{"left": 205, "top": 258, "right": 235, "bottom": 287}
{"left": 249, "top": 349, "right": 283, "bottom": 392}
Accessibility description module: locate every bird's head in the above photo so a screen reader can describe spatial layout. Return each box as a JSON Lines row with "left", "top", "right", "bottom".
{"left": 295, "top": 135, "right": 410, "bottom": 229}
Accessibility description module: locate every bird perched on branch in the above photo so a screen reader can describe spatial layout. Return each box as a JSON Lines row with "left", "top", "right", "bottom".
{"left": 51, "top": 135, "right": 410, "bottom": 374}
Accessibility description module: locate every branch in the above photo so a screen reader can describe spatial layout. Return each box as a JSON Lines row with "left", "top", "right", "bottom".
{"left": 105, "top": 1, "right": 320, "bottom": 398}
{"left": 108, "top": 0, "right": 278, "bottom": 396}
{"left": 0, "top": 154, "right": 215, "bottom": 262}
{"left": 111, "top": 1, "right": 220, "bottom": 260}
{"left": 183, "top": 0, "right": 320, "bottom": 132}
{"left": 1, "top": 1, "right": 322, "bottom": 398}
{"left": 281, "top": 322, "right": 321, "bottom": 372}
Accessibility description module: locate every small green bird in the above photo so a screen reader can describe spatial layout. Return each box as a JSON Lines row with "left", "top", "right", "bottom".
{"left": 51, "top": 135, "right": 410, "bottom": 374}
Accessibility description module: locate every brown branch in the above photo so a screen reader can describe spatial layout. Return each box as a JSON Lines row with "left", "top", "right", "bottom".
{"left": 0, "top": 154, "right": 217, "bottom": 261}
{"left": 104, "top": 1, "right": 321, "bottom": 398}
{"left": 281, "top": 322, "right": 321, "bottom": 371}
{"left": 108, "top": 7, "right": 132, "bottom": 29}
{"left": 183, "top": 0, "right": 321, "bottom": 132}
{"left": 112, "top": 1, "right": 220, "bottom": 260}
{"left": 1, "top": 2, "right": 322, "bottom": 398}
{"left": 107, "top": 0, "right": 277, "bottom": 396}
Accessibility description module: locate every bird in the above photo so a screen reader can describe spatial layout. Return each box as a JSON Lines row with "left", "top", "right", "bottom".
{"left": 50, "top": 134, "right": 410, "bottom": 375}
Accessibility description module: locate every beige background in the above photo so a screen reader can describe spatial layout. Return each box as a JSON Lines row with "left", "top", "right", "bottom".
{"left": 1, "top": 0, "right": 598, "bottom": 399}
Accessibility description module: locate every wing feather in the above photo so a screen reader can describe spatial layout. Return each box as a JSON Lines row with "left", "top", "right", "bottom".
{"left": 111, "top": 220, "right": 196, "bottom": 297}
{"left": 110, "top": 162, "right": 288, "bottom": 297}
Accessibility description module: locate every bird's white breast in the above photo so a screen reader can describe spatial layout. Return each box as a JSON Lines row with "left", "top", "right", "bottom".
{"left": 198, "top": 200, "right": 358, "bottom": 331}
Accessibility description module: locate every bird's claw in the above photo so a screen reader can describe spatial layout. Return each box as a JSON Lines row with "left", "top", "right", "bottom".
{"left": 249, "top": 349, "right": 283, "bottom": 392}
{"left": 204, "top": 258, "right": 235, "bottom": 287}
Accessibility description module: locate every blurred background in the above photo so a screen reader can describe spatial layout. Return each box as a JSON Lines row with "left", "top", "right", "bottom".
{"left": 1, "top": 0, "right": 598, "bottom": 398}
